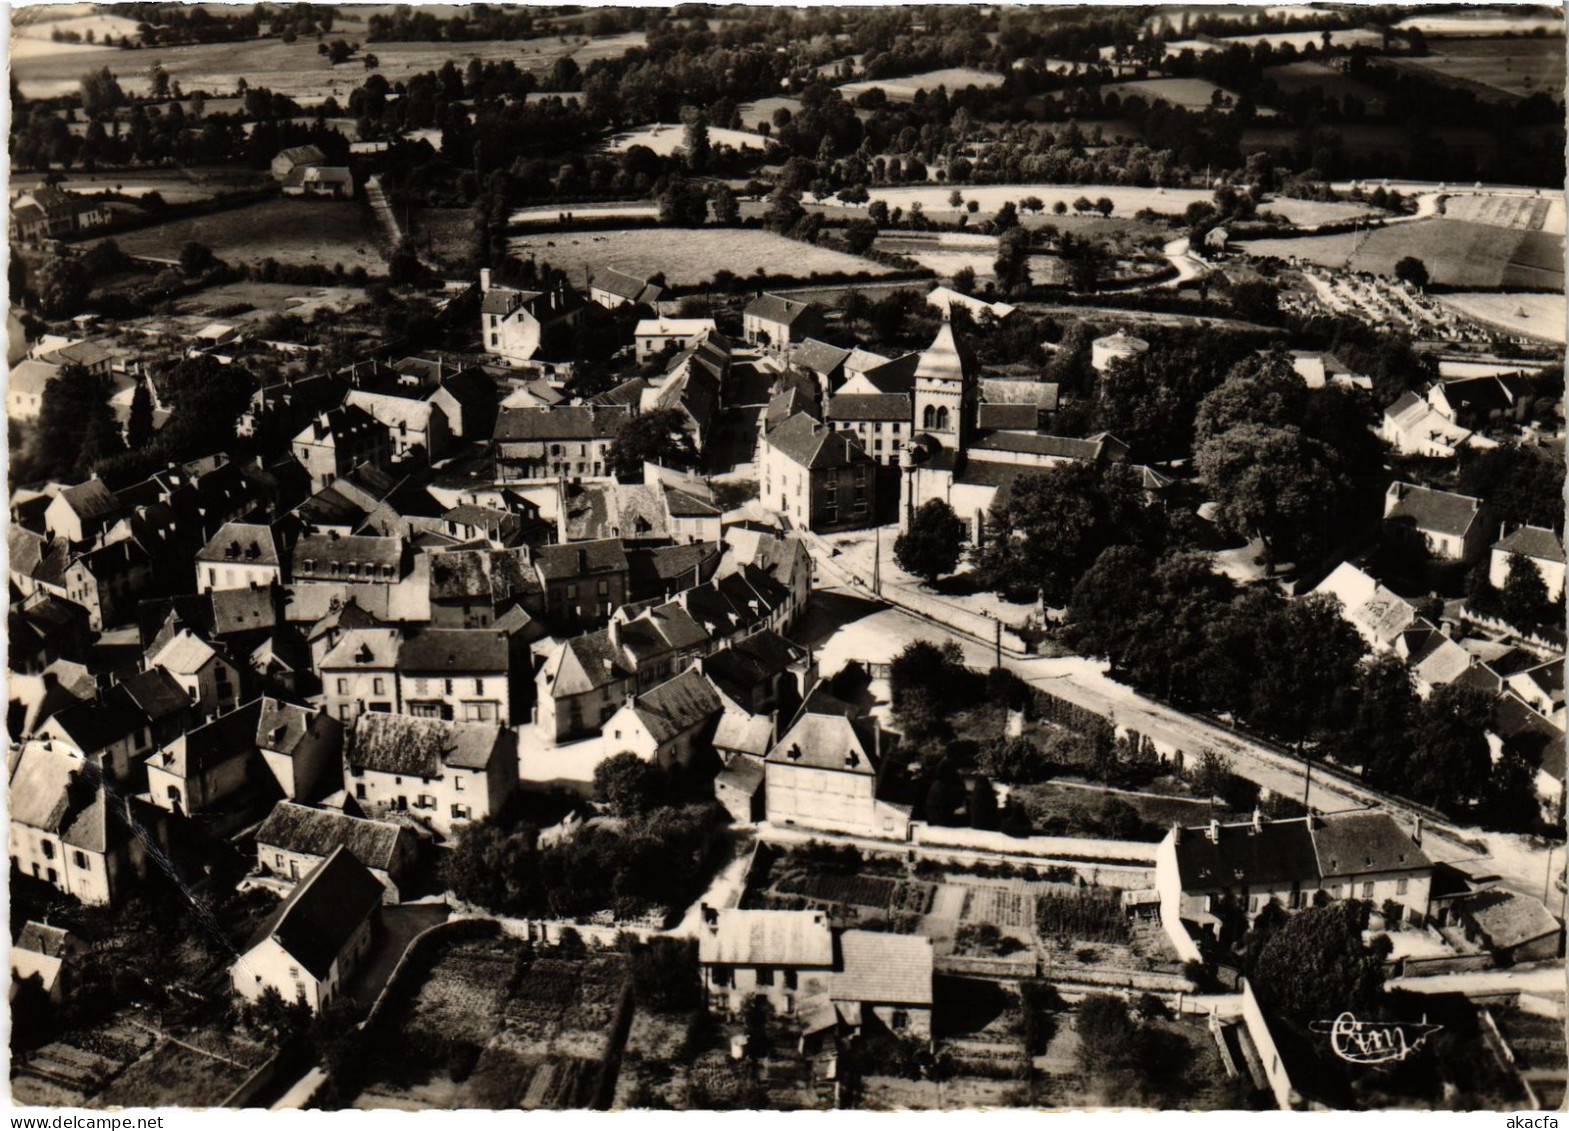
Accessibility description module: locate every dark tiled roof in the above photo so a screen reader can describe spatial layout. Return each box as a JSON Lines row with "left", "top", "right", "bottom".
{"left": 792, "top": 338, "right": 852, "bottom": 376}
{"left": 982, "top": 377, "right": 1060, "bottom": 409}
{"left": 976, "top": 403, "right": 1040, "bottom": 430}
{"left": 857, "top": 353, "right": 921, "bottom": 393}
{"left": 828, "top": 393, "right": 910, "bottom": 422}
{"left": 246, "top": 846, "right": 382, "bottom": 980}
{"left": 48, "top": 700, "right": 144, "bottom": 753}
{"left": 255, "top": 801, "right": 408, "bottom": 872}
{"left": 58, "top": 479, "right": 121, "bottom": 524}
{"left": 1386, "top": 483, "right": 1483, "bottom": 539}
{"left": 199, "top": 522, "right": 280, "bottom": 567}
{"left": 534, "top": 538, "right": 629, "bottom": 580}
{"left": 745, "top": 293, "right": 816, "bottom": 325}
{"left": 157, "top": 701, "right": 264, "bottom": 779}
{"left": 971, "top": 431, "right": 1103, "bottom": 460}
{"left": 350, "top": 713, "right": 515, "bottom": 775}
{"left": 108, "top": 668, "right": 189, "bottom": 723}
{"left": 593, "top": 267, "right": 663, "bottom": 305}
{"left": 397, "top": 629, "right": 509, "bottom": 674}
{"left": 291, "top": 533, "right": 405, "bottom": 579}
{"left": 664, "top": 487, "right": 721, "bottom": 517}
{"left": 1494, "top": 525, "right": 1564, "bottom": 563}
{"left": 1172, "top": 818, "right": 1320, "bottom": 889}
{"left": 702, "top": 629, "right": 805, "bottom": 702}
{"left": 765, "top": 412, "right": 872, "bottom": 470}
{"left": 493, "top": 405, "right": 628, "bottom": 442}
{"left": 630, "top": 668, "right": 723, "bottom": 743}
{"left": 1311, "top": 811, "right": 1429, "bottom": 876}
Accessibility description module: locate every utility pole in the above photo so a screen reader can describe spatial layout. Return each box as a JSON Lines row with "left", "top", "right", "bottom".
{"left": 1301, "top": 751, "right": 1313, "bottom": 813}
{"left": 872, "top": 525, "right": 881, "bottom": 597}
{"left": 994, "top": 615, "right": 1002, "bottom": 670}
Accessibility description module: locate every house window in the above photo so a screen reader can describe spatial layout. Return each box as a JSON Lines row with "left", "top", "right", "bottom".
{"left": 452, "top": 804, "right": 472, "bottom": 820}
{"left": 1396, "top": 878, "right": 1409, "bottom": 896}
{"left": 72, "top": 850, "right": 88, "bottom": 869}
{"left": 454, "top": 777, "right": 465, "bottom": 792}
{"left": 892, "top": 1010, "right": 910, "bottom": 1031}
{"left": 475, "top": 678, "right": 484, "bottom": 695}
{"left": 337, "top": 678, "right": 349, "bottom": 695}
{"left": 597, "top": 580, "right": 608, "bottom": 596}
{"left": 41, "top": 842, "right": 55, "bottom": 860}
{"left": 355, "top": 784, "right": 366, "bottom": 799}
{"left": 756, "top": 967, "right": 774, "bottom": 987}
{"left": 1361, "top": 882, "right": 1374, "bottom": 900}
{"left": 783, "top": 970, "right": 797, "bottom": 991}
{"left": 373, "top": 677, "right": 385, "bottom": 695}
{"left": 444, "top": 679, "right": 454, "bottom": 695}
{"left": 417, "top": 794, "right": 436, "bottom": 810}
{"left": 712, "top": 967, "right": 732, "bottom": 989}
{"left": 275, "top": 853, "right": 285, "bottom": 867}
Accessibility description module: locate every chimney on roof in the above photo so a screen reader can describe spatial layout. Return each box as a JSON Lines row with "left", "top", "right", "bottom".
{"left": 1206, "top": 818, "right": 1220, "bottom": 843}
{"left": 1412, "top": 816, "right": 1423, "bottom": 847}
{"left": 480, "top": 268, "right": 492, "bottom": 293}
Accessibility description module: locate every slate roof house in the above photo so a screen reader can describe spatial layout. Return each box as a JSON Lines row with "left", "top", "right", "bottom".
{"left": 601, "top": 667, "right": 724, "bottom": 769}
{"left": 1383, "top": 482, "right": 1489, "bottom": 563}
{"left": 590, "top": 267, "right": 664, "bottom": 311}
{"left": 347, "top": 713, "right": 518, "bottom": 838}
{"left": 759, "top": 412, "right": 876, "bottom": 532}
{"left": 1489, "top": 524, "right": 1565, "bottom": 602}
{"left": 1154, "top": 810, "right": 1434, "bottom": 963}
{"left": 254, "top": 800, "right": 418, "bottom": 903}
{"left": 230, "top": 845, "right": 382, "bottom": 1012}
{"left": 764, "top": 687, "right": 906, "bottom": 839}
{"left": 743, "top": 294, "right": 824, "bottom": 353}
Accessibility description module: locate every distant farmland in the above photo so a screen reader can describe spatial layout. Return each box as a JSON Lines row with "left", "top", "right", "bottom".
{"left": 1239, "top": 217, "right": 1565, "bottom": 289}
{"left": 507, "top": 227, "right": 902, "bottom": 288}
{"left": 93, "top": 199, "right": 389, "bottom": 273}
{"left": 839, "top": 66, "right": 1003, "bottom": 102}
{"left": 1386, "top": 37, "right": 1566, "bottom": 102}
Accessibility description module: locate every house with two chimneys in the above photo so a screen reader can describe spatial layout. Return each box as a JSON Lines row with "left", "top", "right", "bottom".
{"left": 479, "top": 269, "right": 588, "bottom": 365}
{"left": 1154, "top": 810, "right": 1434, "bottom": 963}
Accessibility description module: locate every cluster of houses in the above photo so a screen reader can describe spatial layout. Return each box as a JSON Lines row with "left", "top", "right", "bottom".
{"left": 8, "top": 183, "right": 113, "bottom": 245}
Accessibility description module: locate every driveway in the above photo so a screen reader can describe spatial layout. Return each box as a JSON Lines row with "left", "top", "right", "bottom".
{"left": 344, "top": 903, "right": 450, "bottom": 1011}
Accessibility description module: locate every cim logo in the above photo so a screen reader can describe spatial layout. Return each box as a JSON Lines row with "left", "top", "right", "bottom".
{"left": 1308, "top": 1012, "right": 1442, "bottom": 1065}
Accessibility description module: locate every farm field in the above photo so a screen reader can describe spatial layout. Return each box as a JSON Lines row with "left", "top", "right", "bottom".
{"left": 1238, "top": 217, "right": 1565, "bottom": 289}
{"left": 508, "top": 227, "right": 900, "bottom": 287}
{"left": 1215, "top": 26, "right": 1384, "bottom": 50}
{"left": 92, "top": 198, "right": 389, "bottom": 272}
{"left": 11, "top": 166, "right": 268, "bottom": 205}
{"left": 1443, "top": 193, "right": 1564, "bottom": 234}
{"left": 1104, "top": 77, "right": 1238, "bottom": 111}
{"left": 1392, "top": 8, "right": 1565, "bottom": 36}
{"left": 605, "top": 123, "right": 763, "bottom": 156}
{"left": 737, "top": 96, "right": 802, "bottom": 130}
{"left": 1386, "top": 37, "right": 1566, "bottom": 102}
{"left": 1434, "top": 292, "right": 1567, "bottom": 345}
{"left": 174, "top": 281, "right": 366, "bottom": 322}
{"left": 511, "top": 202, "right": 660, "bottom": 225}
{"left": 838, "top": 66, "right": 1003, "bottom": 101}
{"left": 872, "top": 232, "right": 1069, "bottom": 285}
{"left": 11, "top": 30, "right": 647, "bottom": 101}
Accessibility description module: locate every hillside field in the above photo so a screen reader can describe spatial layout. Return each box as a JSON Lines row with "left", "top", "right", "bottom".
{"left": 507, "top": 227, "right": 901, "bottom": 287}
{"left": 838, "top": 66, "right": 1003, "bottom": 101}
{"left": 1239, "top": 217, "right": 1565, "bottom": 289}
{"left": 1435, "top": 292, "right": 1566, "bottom": 344}
{"left": 1386, "top": 37, "right": 1566, "bottom": 102}
{"left": 90, "top": 198, "right": 388, "bottom": 272}
{"left": 11, "top": 30, "right": 646, "bottom": 101}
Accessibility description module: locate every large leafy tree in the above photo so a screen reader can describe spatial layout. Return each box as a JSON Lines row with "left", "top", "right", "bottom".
{"left": 980, "top": 463, "right": 1159, "bottom": 605}
{"left": 1501, "top": 552, "right": 1554, "bottom": 630}
{"left": 1251, "top": 901, "right": 1388, "bottom": 1022}
{"left": 1194, "top": 423, "right": 1347, "bottom": 570}
{"left": 1245, "top": 594, "right": 1367, "bottom": 749}
{"left": 593, "top": 751, "right": 665, "bottom": 817}
{"left": 607, "top": 408, "right": 698, "bottom": 477}
{"left": 1333, "top": 655, "right": 1419, "bottom": 788}
{"left": 37, "top": 254, "right": 92, "bottom": 319}
{"left": 1404, "top": 684, "right": 1496, "bottom": 811}
{"left": 1457, "top": 443, "right": 1563, "bottom": 532}
{"left": 894, "top": 498, "right": 967, "bottom": 583}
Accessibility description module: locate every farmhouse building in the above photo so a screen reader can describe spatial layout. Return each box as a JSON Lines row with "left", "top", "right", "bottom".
{"left": 271, "top": 144, "right": 327, "bottom": 181}
{"left": 635, "top": 317, "right": 715, "bottom": 363}
{"left": 590, "top": 268, "right": 664, "bottom": 311}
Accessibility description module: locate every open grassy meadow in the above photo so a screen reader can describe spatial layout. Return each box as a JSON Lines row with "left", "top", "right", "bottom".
{"left": 1442, "top": 193, "right": 1564, "bottom": 234}
{"left": 1104, "top": 76, "right": 1238, "bottom": 111}
{"left": 11, "top": 166, "right": 268, "bottom": 205}
{"left": 93, "top": 198, "right": 389, "bottom": 272}
{"left": 1239, "top": 217, "right": 1565, "bottom": 289}
{"left": 1386, "top": 37, "right": 1566, "bottom": 102}
{"left": 838, "top": 66, "right": 1003, "bottom": 101}
{"left": 508, "top": 226, "right": 900, "bottom": 287}
{"left": 605, "top": 123, "right": 763, "bottom": 156}
{"left": 1392, "top": 9, "right": 1565, "bottom": 36}
{"left": 11, "top": 30, "right": 646, "bottom": 101}
{"left": 1434, "top": 291, "right": 1567, "bottom": 344}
